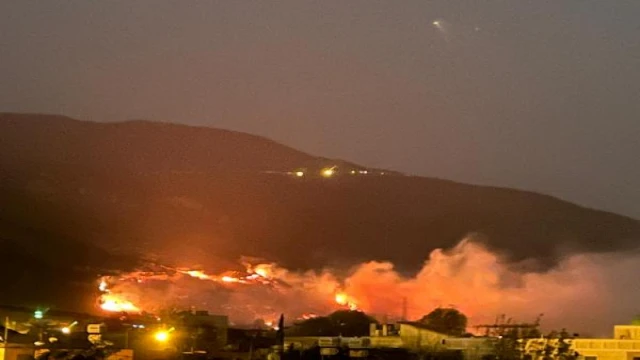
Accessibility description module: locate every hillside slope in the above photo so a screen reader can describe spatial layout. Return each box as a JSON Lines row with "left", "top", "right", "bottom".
{"left": 1, "top": 113, "right": 640, "bottom": 309}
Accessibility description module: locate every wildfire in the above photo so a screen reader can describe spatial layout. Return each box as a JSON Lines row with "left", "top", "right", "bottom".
{"left": 97, "top": 261, "right": 363, "bottom": 319}
{"left": 91, "top": 237, "right": 640, "bottom": 333}
{"left": 96, "top": 260, "right": 364, "bottom": 319}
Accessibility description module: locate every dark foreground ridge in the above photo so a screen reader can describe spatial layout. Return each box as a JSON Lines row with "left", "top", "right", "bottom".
{"left": 1, "top": 112, "right": 639, "bottom": 308}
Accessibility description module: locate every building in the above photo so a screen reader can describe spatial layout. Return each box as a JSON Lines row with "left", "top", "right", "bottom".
{"left": 571, "top": 325, "right": 640, "bottom": 360}
{"left": 0, "top": 305, "right": 96, "bottom": 325}
{"left": 392, "top": 322, "right": 449, "bottom": 350}
{"left": 285, "top": 321, "right": 492, "bottom": 359}
{"left": 0, "top": 344, "right": 34, "bottom": 360}
{"left": 178, "top": 310, "right": 229, "bottom": 351}
{"left": 370, "top": 322, "right": 494, "bottom": 359}
{"left": 34, "top": 348, "right": 133, "bottom": 360}
{"left": 442, "top": 337, "right": 495, "bottom": 360}
{"left": 0, "top": 304, "right": 101, "bottom": 343}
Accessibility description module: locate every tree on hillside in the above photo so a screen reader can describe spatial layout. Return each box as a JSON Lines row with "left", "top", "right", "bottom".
{"left": 288, "top": 310, "right": 377, "bottom": 337}
{"left": 418, "top": 308, "right": 467, "bottom": 336}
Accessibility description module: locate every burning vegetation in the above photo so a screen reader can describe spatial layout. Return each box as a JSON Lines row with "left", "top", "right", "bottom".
{"left": 97, "top": 261, "right": 358, "bottom": 325}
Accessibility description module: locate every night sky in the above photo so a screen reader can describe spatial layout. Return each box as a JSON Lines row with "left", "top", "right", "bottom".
{"left": 1, "top": 1, "right": 639, "bottom": 218}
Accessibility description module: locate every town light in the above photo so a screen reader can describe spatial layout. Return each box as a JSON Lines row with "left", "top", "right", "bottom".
{"left": 321, "top": 167, "right": 336, "bottom": 178}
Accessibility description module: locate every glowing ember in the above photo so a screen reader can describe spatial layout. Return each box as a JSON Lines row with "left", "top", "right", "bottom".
{"left": 300, "top": 313, "right": 319, "bottom": 320}
{"left": 182, "top": 270, "right": 211, "bottom": 280}
{"left": 221, "top": 276, "right": 241, "bottom": 283}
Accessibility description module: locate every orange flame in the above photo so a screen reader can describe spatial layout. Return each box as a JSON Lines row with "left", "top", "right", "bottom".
{"left": 300, "top": 313, "right": 319, "bottom": 320}
{"left": 100, "top": 294, "right": 140, "bottom": 313}
{"left": 182, "top": 270, "right": 211, "bottom": 280}
{"left": 254, "top": 266, "right": 270, "bottom": 278}
{"left": 335, "top": 292, "right": 358, "bottom": 310}
{"left": 179, "top": 267, "right": 272, "bottom": 285}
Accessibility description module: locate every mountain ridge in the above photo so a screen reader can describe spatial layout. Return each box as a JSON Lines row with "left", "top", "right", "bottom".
{"left": 4, "top": 111, "right": 631, "bottom": 217}
{"left": 0, "top": 112, "right": 387, "bottom": 176}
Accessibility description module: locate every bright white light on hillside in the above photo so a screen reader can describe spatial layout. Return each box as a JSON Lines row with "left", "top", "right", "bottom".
{"left": 321, "top": 167, "right": 336, "bottom": 178}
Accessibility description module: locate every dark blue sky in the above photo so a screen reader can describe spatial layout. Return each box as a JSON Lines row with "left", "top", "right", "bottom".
{"left": 1, "top": 1, "right": 639, "bottom": 218}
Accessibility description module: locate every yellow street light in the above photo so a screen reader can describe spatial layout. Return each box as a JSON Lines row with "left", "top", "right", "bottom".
{"left": 154, "top": 330, "right": 169, "bottom": 342}
{"left": 61, "top": 321, "right": 76, "bottom": 335}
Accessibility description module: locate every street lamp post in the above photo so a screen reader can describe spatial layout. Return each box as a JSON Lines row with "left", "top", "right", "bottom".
{"left": 3, "top": 316, "right": 9, "bottom": 345}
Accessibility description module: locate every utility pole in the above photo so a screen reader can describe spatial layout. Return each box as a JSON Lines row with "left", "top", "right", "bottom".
{"left": 3, "top": 316, "right": 8, "bottom": 346}
{"left": 402, "top": 297, "right": 408, "bottom": 321}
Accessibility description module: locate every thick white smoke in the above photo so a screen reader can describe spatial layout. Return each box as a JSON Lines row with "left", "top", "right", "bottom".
{"left": 102, "top": 236, "right": 640, "bottom": 336}
{"left": 343, "top": 238, "right": 640, "bottom": 336}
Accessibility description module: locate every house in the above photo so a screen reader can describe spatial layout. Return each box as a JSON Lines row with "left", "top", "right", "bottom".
{"left": 371, "top": 322, "right": 494, "bottom": 359}
{"left": 571, "top": 325, "right": 640, "bottom": 360}
{"left": 394, "top": 322, "right": 449, "bottom": 350}
{"left": 0, "top": 344, "right": 34, "bottom": 360}
{"left": 284, "top": 322, "right": 492, "bottom": 359}
{"left": 178, "top": 310, "right": 228, "bottom": 350}
{"left": 369, "top": 321, "right": 453, "bottom": 350}
{"left": 441, "top": 337, "right": 495, "bottom": 360}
